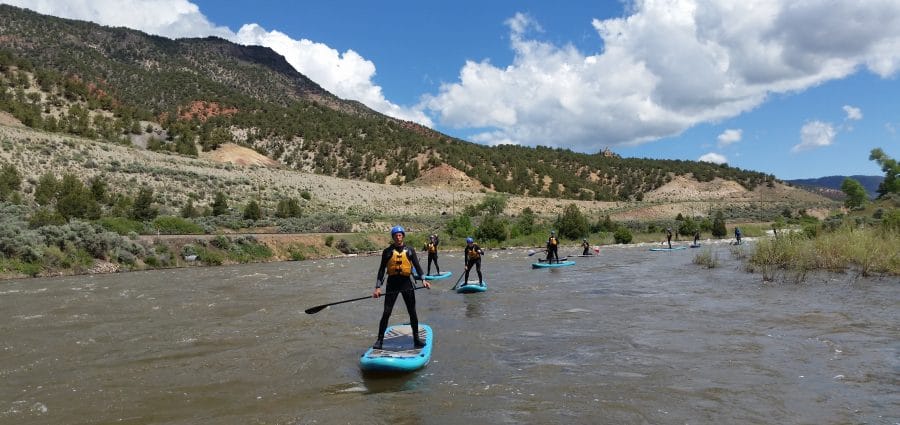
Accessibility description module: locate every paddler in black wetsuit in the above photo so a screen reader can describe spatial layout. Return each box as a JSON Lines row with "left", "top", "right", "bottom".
{"left": 372, "top": 225, "right": 430, "bottom": 349}
{"left": 423, "top": 234, "right": 440, "bottom": 276}
{"left": 463, "top": 237, "right": 485, "bottom": 285}
{"left": 581, "top": 238, "right": 591, "bottom": 255}
{"left": 546, "top": 231, "right": 560, "bottom": 263}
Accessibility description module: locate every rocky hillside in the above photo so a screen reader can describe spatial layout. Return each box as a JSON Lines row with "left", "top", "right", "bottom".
{"left": 0, "top": 4, "right": 786, "bottom": 203}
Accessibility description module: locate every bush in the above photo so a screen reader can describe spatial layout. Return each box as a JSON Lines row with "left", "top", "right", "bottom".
{"left": 475, "top": 215, "right": 507, "bottom": 242}
{"left": 335, "top": 238, "right": 355, "bottom": 254}
{"left": 324, "top": 235, "right": 334, "bottom": 247}
{"left": 153, "top": 216, "right": 204, "bottom": 235}
{"left": 555, "top": 204, "right": 589, "bottom": 239}
{"left": 613, "top": 227, "right": 633, "bottom": 244}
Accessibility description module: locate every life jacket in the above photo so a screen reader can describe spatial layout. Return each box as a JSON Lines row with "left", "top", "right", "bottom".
{"left": 426, "top": 242, "right": 437, "bottom": 254}
{"left": 549, "top": 237, "right": 558, "bottom": 247}
{"left": 387, "top": 247, "right": 412, "bottom": 276}
{"left": 466, "top": 245, "right": 481, "bottom": 260}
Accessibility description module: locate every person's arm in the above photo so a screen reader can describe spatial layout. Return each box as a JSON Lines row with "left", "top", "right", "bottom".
{"left": 407, "top": 248, "right": 430, "bottom": 288}
{"left": 373, "top": 248, "right": 390, "bottom": 297}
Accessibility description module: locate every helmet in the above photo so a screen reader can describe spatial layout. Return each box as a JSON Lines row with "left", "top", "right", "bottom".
{"left": 550, "top": 230, "right": 556, "bottom": 235}
{"left": 583, "top": 238, "right": 587, "bottom": 242}
{"left": 466, "top": 237, "right": 474, "bottom": 243}
{"left": 390, "top": 225, "right": 405, "bottom": 236}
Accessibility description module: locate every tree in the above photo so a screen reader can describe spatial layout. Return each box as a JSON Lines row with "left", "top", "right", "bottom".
{"left": 0, "top": 163, "right": 21, "bottom": 201}
{"left": 243, "top": 200, "right": 261, "bottom": 220}
{"left": 131, "top": 187, "right": 158, "bottom": 221}
{"left": 840, "top": 178, "right": 868, "bottom": 209}
{"left": 212, "top": 192, "right": 228, "bottom": 216}
{"left": 516, "top": 207, "right": 536, "bottom": 235}
{"left": 275, "top": 198, "right": 302, "bottom": 218}
{"left": 33, "top": 172, "right": 58, "bottom": 206}
{"left": 446, "top": 214, "right": 474, "bottom": 238}
{"left": 180, "top": 199, "right": 198, "bottom": 218}
{"left": 555, "top": 204, "right": 590, "bottom": 239}
{"left": 711, "top": 211, "right": 727, "bottom": 238}
{"left": 869, "top": 148, "right": 899, "bottom": 198}
{"left": 475, "top": 214, "right": 507, "bottom": 242}
{"left": 56, "top": 174, "right": 100, "bottom": 221}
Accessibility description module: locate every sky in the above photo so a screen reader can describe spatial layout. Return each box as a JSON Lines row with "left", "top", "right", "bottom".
{"left": 3, "top": 0, "right": 899, "bottom": 180}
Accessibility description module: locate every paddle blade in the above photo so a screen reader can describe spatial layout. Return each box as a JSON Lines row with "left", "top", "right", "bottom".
{"left": 304, "top": 305, "right": 328, "bottom": 315}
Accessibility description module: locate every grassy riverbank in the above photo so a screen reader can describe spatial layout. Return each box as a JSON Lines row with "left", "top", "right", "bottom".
{"left": 747, "top": 225, "right": 900, "bottom": 282}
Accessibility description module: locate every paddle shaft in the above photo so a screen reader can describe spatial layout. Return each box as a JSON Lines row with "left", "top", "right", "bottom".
{"left": 305, "top": 285, "right": 425, "bottom": 314}
{"left": 451, "top": 270, "right": 466, "bottom": 290}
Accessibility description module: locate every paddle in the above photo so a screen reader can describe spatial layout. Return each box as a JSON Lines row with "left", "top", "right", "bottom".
{"left": 305, "top": 285, "right": 426, "bottom": 315}
{"left": 527, "top": 249, "right": 547, "bottom": 257}
{"left": 450, "top": 270, "right": 466, "bottom": 291}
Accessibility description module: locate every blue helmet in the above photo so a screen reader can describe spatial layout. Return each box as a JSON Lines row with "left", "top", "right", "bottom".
{"left": 390, "top": 225, "right": 405, "bottom": 236}
{"left": 466, "top": 237, "right": 474, "bottom": 243}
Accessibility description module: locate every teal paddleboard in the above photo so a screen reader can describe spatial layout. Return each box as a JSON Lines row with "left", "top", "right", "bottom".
{"left": 532, "top": 260, "right": 576, "bottom": 269}
{"left": 650, "top": 246, "right": 687, "bottom": 251}
{"left": 456, "top": 281, "right": 487, "bottom": 293}
{"left": 360, "top": 323, "right": 432, "bottom": 373}
{"left": 415, "top": 271, "right": 452, "bottom": 281}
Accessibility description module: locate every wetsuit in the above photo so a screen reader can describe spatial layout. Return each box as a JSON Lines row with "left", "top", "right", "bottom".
{"left": 693, "top": 231, "right": 700, "bottom": 246}
{"left": 464, "top": 243, "right": 484, "bottom": 284}
{"left": 735, "top": 228, "right": 742, "bottom": 244}
{"left": 546, "top": 236, "right": 559, "bottom": 263}
{"left": 582, "top": 240, "right": 591, "bottom": 255}
{"left": 375, "top": 244, "right": 425, "bottom": 345}
{"left": 666, "top": 229, "right": 673, "bottom": 249}
{"left": 424, "top": 240, "right": 440, "bottom": 275}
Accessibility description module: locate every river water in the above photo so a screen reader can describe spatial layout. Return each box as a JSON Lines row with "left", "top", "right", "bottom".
{"left": 1, "top": 242, "right": 898, "bottom": 424}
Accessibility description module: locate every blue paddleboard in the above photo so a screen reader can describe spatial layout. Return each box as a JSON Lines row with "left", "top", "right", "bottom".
{"left": 360, "top": 323, "right": 432, "bottom": 373}
{"left": 532, "top": 260, "right": 576, "bottom": 269}
{"left": 690, "top": 244, "right": 701, "bottom": 248}
{"left": 415, "top": 271, "right": 452, "bottom": 281}
{"left": 456, "top": 281, "right": 488, "bottom": 293}
{"left": 650, "top": 246, "right": 687, "bottom": 251}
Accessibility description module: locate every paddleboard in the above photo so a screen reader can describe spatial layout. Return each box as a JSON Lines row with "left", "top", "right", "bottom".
{"left": 576, "top": 254, "right": 595, "bottom": 257}
{"left": 649, "top": 246, "right": 687, "bottom": 251}
{"left": 414, "top": 271, "right": 452, "bottom": 281}
{"left": 690, "top": 244, "right": 701, "bottom": 248}
{"left": 532, "top": 260, "right": 576, "bottom": 268}
{"left": 360, "top": 323, "right": 432, "bottom": 373}
{"left": 456, "top": 281, "right": 488, "bottom": 293}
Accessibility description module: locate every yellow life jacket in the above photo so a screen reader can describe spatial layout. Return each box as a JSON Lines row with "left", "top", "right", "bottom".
{"left": 426, "top": 242, "right": 437, "bottom": 254}
{"left": 549, "top": 237, "right": 558, "bottom": 247}
{"left": 466, "top": 245, "right": 481, "bottom": 260}
{"left": 387, "top": 247, "right": 413, "bottom": 276}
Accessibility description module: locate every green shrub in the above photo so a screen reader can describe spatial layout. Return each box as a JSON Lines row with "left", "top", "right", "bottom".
{"left": 335, "top": 238, "right": 355, "bottom": 254}
{"left": 96, "top": 216, "right": 143, "bottom": 235}
{"left": 152, "top": 216, "right": 204, "bottom": 235}
{"left": 613, "top": 227, "right": 633, "bottom": 244}
{"left": 692, "top": 248, "right": 718, "bottom": 268}
{"left": 324, "top": 235, "right": 334, "bottom": 247}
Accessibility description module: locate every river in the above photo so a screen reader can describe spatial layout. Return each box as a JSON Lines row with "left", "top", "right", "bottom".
{"left": 1, "top": 242, "right": 898, "bottom": 424}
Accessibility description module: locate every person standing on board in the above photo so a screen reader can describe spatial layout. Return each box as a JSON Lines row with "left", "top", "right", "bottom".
{"left": 581, "top": 238, "right": 591, "bottom": 255}
{"left": 463, "top": 237, "right": 485, "bottom": 285}
{"left": 693, "top": 230, "right": 701, "bottom": 246}
{"left": 423, "top": 234, "right": 441, "bottom": 276}
{"left": 546, "top": 231, "right": 560, "bottom": 263}
{"left": 734, "top": 227, "right": 742, "bottom": 245}
{"left": 373, "top": 225, "right": 430, "bottom": 349}
{"left": 665, "top": 228, "right": 673, "bottom": 249}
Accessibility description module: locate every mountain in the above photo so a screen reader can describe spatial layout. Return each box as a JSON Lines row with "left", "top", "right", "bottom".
{"left": 787, "top": 175, "right": 884, "bottom": 200}
{"left": 0, "top": 4, "right": 790, "bottom": 202}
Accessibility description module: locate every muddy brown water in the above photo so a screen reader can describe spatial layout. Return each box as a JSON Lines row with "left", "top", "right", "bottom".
{"left": 1, "top": 243, "right": 898, "bottom": 424}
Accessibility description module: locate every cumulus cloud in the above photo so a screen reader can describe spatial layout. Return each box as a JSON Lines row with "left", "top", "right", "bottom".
{"left": 843, "top": 105, "right": 862, "bottom": 120}
{"left": 698, "top": 152, "right": 727, "bottom": 164}
{"left": 0, "top": 0, "right": 431, "bottom": 125}
{"left": 717, "top": 129, "right": 742, "bottom": 147}
{"left": 425, "top": 1, "right": 900, "bottom": 151}
{"left": 793, "top": 121, "right": 836, "bottom": 152}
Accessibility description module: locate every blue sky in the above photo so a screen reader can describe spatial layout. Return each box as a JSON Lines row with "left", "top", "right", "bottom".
{"left": 4, "top": 0, "right": 899, "bottom": 180}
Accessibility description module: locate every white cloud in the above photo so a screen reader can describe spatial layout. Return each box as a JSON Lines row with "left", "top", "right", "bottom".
{"left": 698, "top": 152, "right": 727, "bottom": 164}
{"left": 425, "top": 1, "right": 900, "bottom": 151}
{"left": 0, "top": 0, "right": 431, "bottom": 126}
{"left": 717, "top": 129, "right": 742, "bottom": 147}
{"left": 843, "top": 105, "right": 862, "bottom": 120}
{"left": 793, "top": 121, "right": 836, "bottom": 152}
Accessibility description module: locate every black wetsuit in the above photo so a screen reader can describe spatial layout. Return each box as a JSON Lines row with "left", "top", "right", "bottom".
{"left": 375, "top": 244, "right": 425, "bottom": 344}
{"left": 666, "top": 229, "right": 673, "bottom": 249}
{"left": 424, "top": 241, "right": 440, "bottom": 275}
{"left": 582, "top": 241, "right": 590, "bottom": 255}
{"left": 693, "top": 231, "right": 700, "bottom": 246}
{"left": 464, "top": 243, "right": 484, "bottom": 284}
{"left": 546, "top": 237, "right": 559, "bottom": 263}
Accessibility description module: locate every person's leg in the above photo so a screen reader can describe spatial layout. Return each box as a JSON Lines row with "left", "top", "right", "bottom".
{"left": 400, "top": 288, "right": 424, "bottom": 347}
{"left": 434, "top": 253, "right": 440, "bottom": 274}
{"left": 475, "top": 260, "right": 483, "bottom": 284}
{"left": 464, "top": 260, "right": 471, "bottom": 283}
{"left": 374, "top": 291, "right": 399, "bottom": 349}
{"left": 426, "top": 254, "right": 432, "bottom": 275}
